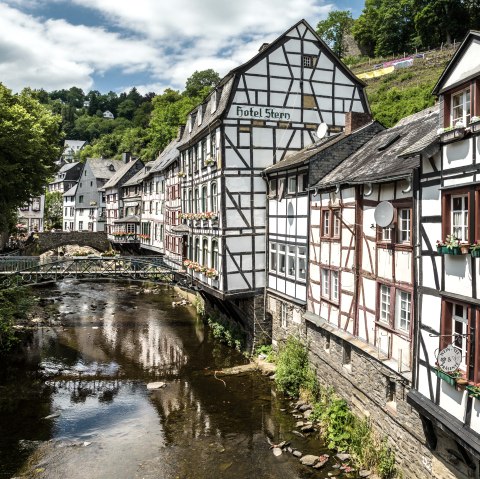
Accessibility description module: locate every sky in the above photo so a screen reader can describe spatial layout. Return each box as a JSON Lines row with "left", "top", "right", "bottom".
{"left": 0, "top": 0, "right": 365, "bottom": 95}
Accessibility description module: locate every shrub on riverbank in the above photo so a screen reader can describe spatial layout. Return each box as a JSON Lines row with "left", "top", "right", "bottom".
{"left": 275, "top": 335, "right": 399, "bottom": 479}
{"left": 0, "top": 287, "right": 34, "bottom": 353}
{"left": 206, "top": 317, "right": 244, "bottom": 351}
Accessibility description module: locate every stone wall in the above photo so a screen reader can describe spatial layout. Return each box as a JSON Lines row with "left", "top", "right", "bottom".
{"left": 304, "top": 318, "right": 434, "bottom": 478}
{"left": 24, "top": 231, "right": 110, "bottom": 255}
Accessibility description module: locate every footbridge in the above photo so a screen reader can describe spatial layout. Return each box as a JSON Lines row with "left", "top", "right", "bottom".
{"left": 0, "top": 255, "right": 178, "bottom": 288}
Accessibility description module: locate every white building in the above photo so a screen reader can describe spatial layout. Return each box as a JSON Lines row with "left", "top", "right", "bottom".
{"left": 62, "top": 184, "right": 77, "bottom": 231}
{"left": 17, "top": 195, "right": 45, "bottom": 232}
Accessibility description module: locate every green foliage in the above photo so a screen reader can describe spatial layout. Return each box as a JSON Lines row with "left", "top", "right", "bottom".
{"left": 44, "top": 191, "right": 63, "bottom": 230}
{"left": 184, "top": 69, "right": 220, "bottom": 98}
{"left": 378, "top": 440, "right": 397, "bottom": 479}
{"left": 207, "top": 317, "right": 244, "bottom": 351}
{"left": 256, "top": 344, "right": 276, "bottom": 362}
{"left": 316, "top": 10, "right": 354, "bottom": 57}
{"left": 275, "top": 336, "right": 318, "bottom": 398}
{"left": 352, "top": 0, "right": 480, "bottom": 57}
{"left": 0, "top": 287, "right": 34, "bottom": 353}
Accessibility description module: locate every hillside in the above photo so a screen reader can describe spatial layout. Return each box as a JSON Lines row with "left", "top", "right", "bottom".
{"left": 350, "top": 47, "right": 456, "bottom": 127}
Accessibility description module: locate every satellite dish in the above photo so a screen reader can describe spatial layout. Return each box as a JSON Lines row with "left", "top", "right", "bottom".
{"left": 374, "top": 201, "right": 394, "bottom": 227}
{"left": 316, "top": 123, "right": 328, "bottom": 139}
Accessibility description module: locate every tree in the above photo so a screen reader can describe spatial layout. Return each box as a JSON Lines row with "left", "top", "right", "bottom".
{"left": 184, "top": 69, "right": 220, "bottom": 98}
{"left": 0, "top": 84, "right": 62, "bottom": 244}
{"left": 44, "top": 191, "right": 63, "bottom": 230}
{"left": 316, "top": 10, "right": 354, "bottom": 58}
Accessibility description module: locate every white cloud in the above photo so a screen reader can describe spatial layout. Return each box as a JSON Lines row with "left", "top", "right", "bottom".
{"left": 0, "top": 0, "right": 335, "bottom": 93}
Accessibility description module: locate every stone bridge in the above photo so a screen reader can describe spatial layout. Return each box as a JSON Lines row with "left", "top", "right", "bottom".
{"left": 23, "top": 231, "right": 111, "bottom": 256}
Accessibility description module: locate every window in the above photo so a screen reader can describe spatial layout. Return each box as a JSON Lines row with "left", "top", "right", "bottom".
{"left": 398, "top": 209, "right": 411, "bottom": 243}
{"left": 378, "top": 284, "right": 412, "bottom": 334}
{"left": 325, "top": 332, "right": 331, "bottom": 352}
{"left": 211, "top": 240, "right": 218, "bottom": 270}
{"left": 395, "top": 290, "right": 411, "bottom": 332}
{"left": 211, "top": 183, "right": 217, "bottom": 212}
{"left": 202, "top": 238, "right": 208, "bottom": 265}
{"left": 452, "top": 195, "right": 468, "bottom": 242}
{"left": 270, "top": 243, "right": 277, "bottom": 272}
{"left": 381, "top": 226, "right": 392, "bottom": 242}
{"left": 287, "top": 176, "right": 297, "bottom": 194}
{"left": 287, "top": 246, "right": 296, "bottom": 277}
{"left": 380, "top": 285, "right": 391, "bottom": 323}
{"left": 297, "top": 246, "right": 306, "bottom": 280}
{"left": 79, "top": 221, "right": 83, "bottom": 230}
{"left": 32, "top": 198, "right": 41, "bottom": 211}
{"left": 268, "top": 179, "right": 277, "bottom": 198}
{"left": 210, "top": 132, "right": 216, "bottom": 157}
{"left": 332, "top": 271, "right": 339, "bottom": 301}
{"left": 194, "top": 189, "right": 200, "bottom": 213}
{"left": 321, "top": 268, "right": 330, "bottom": 298}
{"left": 452, "top": 303, "right": 468, "bottom": 371}
{"left": 322, "top": 210, "right": 330, "bottom": 237}
{"left": 194, "top": 238, "right": 200, "bottom": 262}
{"left": 451, "top": 88, "right": 471, "bottom": 126}
{"left": 303, "top": 55, "right": 314, "bottom": 68}
{"left": 201, "top": 185, "right": 208, "bottom": 212}
{"left": 333, "top": 211, "right": 341, "bottom": 238}
{"left": 79, "top": 195, "right": 84, "bottom": 204}
{"left": 343, "top": 342, "right": 352, "bottom": 366}
{"left": 278, "top": 244, "right": 286, "bottom": 274}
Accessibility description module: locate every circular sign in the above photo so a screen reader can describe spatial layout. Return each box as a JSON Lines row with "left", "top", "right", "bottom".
{"left": 374, "top": 201, "right": 394, "bottom": 228}
{"left": 437, "top": 344, "right": 462, "bottom": 373}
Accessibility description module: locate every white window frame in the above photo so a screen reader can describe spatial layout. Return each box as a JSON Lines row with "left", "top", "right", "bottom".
{"left": 297, "top": 246, "right": 306, "bottom": 281}
{"left": 398, "top": 208, "right": 411, "bottom": 243}
{"left": 269, "top": 243, "right": 277, "bottom": 272}
{"left": 380, "top": 285, "right": 391, "bottom": 323}
{"left": 322, "top": 210, "right": 330, "bottom": 237}
{"left": 332, "top": 270, "right": 339, "bottom": 302}
{"left": 287, "top": 245, "right": 296, "bottom": 278}
{"left": 287, "top": 176, "right": 297, "bottom": 194}
{"left": 452, "top": 302, "right": 468, "bottom": 371}
{"left": 333, "top": 210, "right": 341, "bottom": 238}
{"left": 451, "top": 88, "right": 471, "bottom": 126}
{"left": 278, "top": 244, "right": 286, "bottom": 274}
{"left": 395, "top": 290, "right": 411, "bottom": 332}
{"left": 451, "top": 195, "right": 468, "bottom": 242}
{"left": 321, "top": 268, "right": 330, "bottom": 298}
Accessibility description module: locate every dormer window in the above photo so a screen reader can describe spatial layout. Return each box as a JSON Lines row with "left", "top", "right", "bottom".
{"left": 197, "top": 106, "right": 203, "bottom": 126}
{"left": 451, "top": 88, "right": 470, "bottom": 127}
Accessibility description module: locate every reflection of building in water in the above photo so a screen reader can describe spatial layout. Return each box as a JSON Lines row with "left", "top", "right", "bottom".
{"left": 101, "top": 308, "right": 188, "bottom": 375}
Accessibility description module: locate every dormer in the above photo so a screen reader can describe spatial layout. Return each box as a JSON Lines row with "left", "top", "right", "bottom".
{"left": 211, "top": 89, "right": 218, "bottom": 114}
{"left": 433, "top": 31, "right": 480, "bottom": 129}
{"left": 197, "top": 105, "right": 203, "bottom": 126}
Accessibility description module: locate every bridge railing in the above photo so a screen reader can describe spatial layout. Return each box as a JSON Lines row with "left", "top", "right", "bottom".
{"left": 0, "top": 256, "right": 41, "bottom": 272}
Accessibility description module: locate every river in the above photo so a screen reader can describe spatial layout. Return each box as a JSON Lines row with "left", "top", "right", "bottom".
{"left": 0, "top": 280, "right": 333, "bottom": 479}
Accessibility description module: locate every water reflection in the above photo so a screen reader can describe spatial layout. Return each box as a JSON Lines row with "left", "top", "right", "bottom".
{"left": 0, "top": 280, "right": 328, "bottom": 479}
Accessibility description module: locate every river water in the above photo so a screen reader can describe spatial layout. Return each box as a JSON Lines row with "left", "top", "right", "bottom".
{"left": 0, "top": 280, "right": 332, "bottom": 479}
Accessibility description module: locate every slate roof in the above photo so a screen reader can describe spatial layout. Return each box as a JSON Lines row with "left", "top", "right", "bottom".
{"left": 102, "top": 159, "right": 142, "bottom": 190}
{"left": 314, "top": 106, "right": 439, "bottom": 189}
{"left": 63, "top": 184, "right": 77, "bottom": 197}
{"left": 150, "top": 138, "right": 181, "bottom": 173}
{"left": 63, "top": 140, "right": 86, "bottom": 151}
{"left": 264, "top": 121, "right": 385, "bottom": 187}
{"left": 114, "top": 215, "right": 140, "bottom": 223}
{"left": 123, "top": 165, "right": 151, "bottom": 187}
{"left": 87, "top": 158, "right": 124, "bottom": 180}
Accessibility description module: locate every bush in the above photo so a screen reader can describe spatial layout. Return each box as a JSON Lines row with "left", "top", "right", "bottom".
{"left": 0, "top": 287, "right": 34, "bottom": 353}
{"left": 207, "top": 317, "right": 244, "bottom": 351}
{"left": 275, "top": 336, "right": 318, "bottom": 398}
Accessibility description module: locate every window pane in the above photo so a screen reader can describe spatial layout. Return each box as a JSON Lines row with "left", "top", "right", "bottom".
{"left": 380, "top": 285, "right": 390, "bottom": 322}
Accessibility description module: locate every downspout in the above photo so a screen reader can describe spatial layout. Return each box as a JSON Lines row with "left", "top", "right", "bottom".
{"left": 411, "top": 169, "right": 420, "bottom": 389}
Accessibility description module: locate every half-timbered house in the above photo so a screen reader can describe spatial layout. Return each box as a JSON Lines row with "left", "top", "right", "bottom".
{"left": 409, "top": 31, "right": 480, "bottom": 478}
{"left": 264, "top": 112, "right": 381, "bottom": 344}
{"left": 74, "top": 158, "right": 122, "bottom": 232}
{"left": 304, "top": 106, "right": 440, "bottom": 477}
{"left": 176, "top": 19, "right": 369, "bottom": 345}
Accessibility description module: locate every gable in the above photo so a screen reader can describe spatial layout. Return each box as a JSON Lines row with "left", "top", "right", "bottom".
{"left": 441, "top": 38, "right": 480, "bottom": 92}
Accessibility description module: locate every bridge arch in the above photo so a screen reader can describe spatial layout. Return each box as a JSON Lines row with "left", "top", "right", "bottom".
{"left": 23, "top": 232, "right": 111, "bottom": 256}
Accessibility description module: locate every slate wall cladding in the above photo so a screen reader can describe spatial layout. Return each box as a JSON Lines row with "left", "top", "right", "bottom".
{"left": 304, "top": 319, "right": 436, "bottom": 479}
{"left": 266, "top": 293, "right": 304, "bottom": 346}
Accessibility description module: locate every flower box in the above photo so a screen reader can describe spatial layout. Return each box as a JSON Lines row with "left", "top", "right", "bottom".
{"left": 434, "top": 369, "right": 457, "bottom": 386}
{"left": 471, "top": 117, "right": 480, "bottom": 133}
{"left": 466, "top": 385, "right": 480, "bottom": 399}
{"left": 439, "top": 126, "right": 466, "bottom": 143}
{"left": 472, "top": 249, "right": 480, "bottom": 258}
{"left": 444, "top": 246, "right": 461, "bottom": 255}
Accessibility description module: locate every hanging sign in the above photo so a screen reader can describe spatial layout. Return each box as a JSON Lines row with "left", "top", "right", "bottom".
{"left": 437, "top": 344, "right": 462, "bottom": 373}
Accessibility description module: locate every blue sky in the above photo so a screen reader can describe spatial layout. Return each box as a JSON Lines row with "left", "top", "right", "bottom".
{"left": 0, "top": 0, "right": 365, "bottom": 95}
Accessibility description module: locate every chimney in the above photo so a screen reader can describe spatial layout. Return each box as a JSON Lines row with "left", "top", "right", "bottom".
{"left": 344, "top": 112, "right": 372, "bottom": 135}
{"left": 122, "top": 152, "right": 132, "bottom": 163}
{"left": 259, "top": 43, "right": 269, "bottom": 53}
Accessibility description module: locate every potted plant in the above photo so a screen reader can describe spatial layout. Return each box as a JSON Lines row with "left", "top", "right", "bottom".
{"left": 177, "top": 171, "right": 186, "bottom": 178}
{"left": 434, "top": 368, "right": 461, "bottom": 386}
{"left": 204, "top": 154, "right": 216, "bottom": 167}
{"left": 471, "top": 241, "right": 480, "bottom": 258}
{"left": 466, "top": 385, "right": 480, "bottom": 399}
{"left": 205, "top": 267, "right": 218, "bottom": 278}
{"left": 436, "top": 240, "right": 445, "bottom": 254}
{"left": 444, "top": 235, "right": 461, "bottom": 255}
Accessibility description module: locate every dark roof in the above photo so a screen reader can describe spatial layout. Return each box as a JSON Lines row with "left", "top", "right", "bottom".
{"left": 264, "top": 134, "right": 341, "bottom": 174}
{"left": 315, "top": 106, "right": 439, "bottom": 189}
{"left": 150, "top": 137, "right": 181, "bottom": 173}
{"left": 114, "top": 215, "right": 140, "bottom": 223}
{"left": 102, "top": 159, "right": 142, "bottom": 190}
{"left": 87, "top": 158, "right": 124, "bottom": 180}
{"left": 432, "top": 31, "right": 480, "bottom": 95}
{"left": 265, "top": 121, "right": 385, "bottom": 187}
{"left": 62, "top": 184, "right": 77, "bottom": 197}
{"left": 123, "top": 165, "right": 151, "bottom": 186}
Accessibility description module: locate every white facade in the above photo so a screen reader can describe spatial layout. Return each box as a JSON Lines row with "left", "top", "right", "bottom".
{"left": 18, "top": 195, "right": 45, "bottom": 232}
{"left": 62, "top": 185, "right": 76, "bottom": 232}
